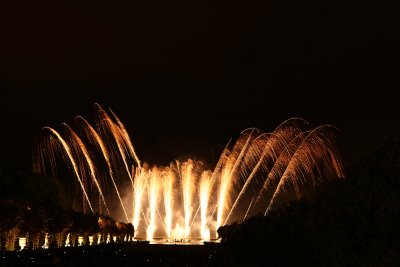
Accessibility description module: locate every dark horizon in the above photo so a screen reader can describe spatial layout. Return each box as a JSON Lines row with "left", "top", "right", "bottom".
{"left": 1, "top": 0, "right": 399, "bottom": 169}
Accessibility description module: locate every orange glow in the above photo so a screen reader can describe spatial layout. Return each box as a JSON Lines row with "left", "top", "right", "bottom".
{"left": 34, "top": 106, "right": 344, "bottom": 243}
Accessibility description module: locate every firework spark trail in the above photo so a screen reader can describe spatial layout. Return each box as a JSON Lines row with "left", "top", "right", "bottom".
{"left": 96, "top": 106, "right": 134, "bottom": 184}
{"left": 266, "top": 125, "right": 344, "bottom": 214}
{"left": 62, "top": 124, "right": 111, "bottom": 216}
{"left": 74, "top": 116, "right": 129, "bottom": 221}
{"left": 43, "top": 127, "right": 94, "bottom": 213}
{"left": 109, "top": 108, "right": 141, "bottom": 168}
{"left": 223, "top": 133, "right": 272, "bottom": 225}
{"left": 200, "top": 171, "right": 212, "bottom": 240}
{"left": 230, "top": 129, "right": 257, "bottom": 185}
{"left": 266, "top": 136, "right": 316, "bottom": 213}
{"left": 240, "top": 133, "right": 271, "bottom": 177}
{"left": 225, "top": 119, "right": 307, "bottom": 224}
{"left": 33, "top": 135, "right": 63, "bottom": 177}
{"left": 266, "top": 147, "right": 312, "bottom": 214}
{"left": 255, "top": 131, "right": 306, "bottom": 207}
{"left": 243, "top": 195, "right": 255, "bottom": 222}
{"left": 96, "top": 106, "right": 138, "bottom": 223}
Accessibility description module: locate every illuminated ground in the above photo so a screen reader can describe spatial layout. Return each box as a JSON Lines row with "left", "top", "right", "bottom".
{"left": 149, "top": 238, "right": 220, "bottom": 245}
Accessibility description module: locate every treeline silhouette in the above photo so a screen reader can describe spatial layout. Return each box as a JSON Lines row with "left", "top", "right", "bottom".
{"left": 218, "top": 137, "right": 400, "bottom": 266}
{"left": 0, "top": 166, "right": 133, "bottom": 251}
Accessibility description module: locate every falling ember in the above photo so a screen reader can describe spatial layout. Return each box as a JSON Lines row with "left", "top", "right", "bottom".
{"left": 33, "top": 104, "right": 344, "bottom": 243}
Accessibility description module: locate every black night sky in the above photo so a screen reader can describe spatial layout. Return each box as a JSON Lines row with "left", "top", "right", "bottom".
{"left": 1, "top": 1, "right": 400, "bottom": 265}
{"left": 1, "top": 0, "right": 399, "bottom": 168}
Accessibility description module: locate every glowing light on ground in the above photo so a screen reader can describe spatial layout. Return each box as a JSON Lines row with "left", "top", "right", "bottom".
{"left": 42, "top": 234, "right": 49, "bottom": 249}
{"left": 18, "top": 237, "right": 26, "bottom": 250}
{"left": 89, "top": 236, "right": 94, "bottom": 245}
{"left": 65, "top": 233, "right": 71, "bottom": 247}
{"left": 106, "top": 234, "right": 110, "bottom": 243}
{"left": 78, "top": 236, "right": 84, "bottom": 246}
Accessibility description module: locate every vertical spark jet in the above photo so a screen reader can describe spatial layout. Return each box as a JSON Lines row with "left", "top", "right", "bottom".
{"left": 216, "top": 160, "right": 232, "bottom": 230}
{"left": 147, "top": 167, "right": 160, "bottom": 241}
{"left": 216, "top": 129, "right": 255, "bottom": 229}
{"left": 133, "top": 166, "right": 148, "bottom": 238}
{"left": 200, "top": 171, "right": 212, "bottom": 240}
{"left": 181, "top": 160, "right": 195, "bottom": 239}
{"left": 162, "top": 168, "right": 174, "bottom": 239}
{"left": 191, "top": 139, "right": 232, "bottom": 230}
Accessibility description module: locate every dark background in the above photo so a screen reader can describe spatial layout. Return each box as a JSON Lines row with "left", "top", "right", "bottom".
{"left": 0, "top": 0, "right": 399, "bottom": 168}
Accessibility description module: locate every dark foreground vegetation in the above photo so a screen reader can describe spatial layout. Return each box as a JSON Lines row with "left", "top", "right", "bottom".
{"left": 1, "top": 138, "right": 399, "bottom": 266}
{"left": 218, "top": 137, "right": 400, "bottom": 266}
